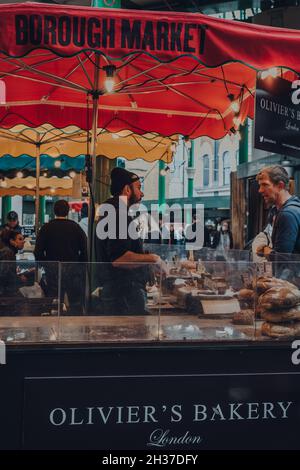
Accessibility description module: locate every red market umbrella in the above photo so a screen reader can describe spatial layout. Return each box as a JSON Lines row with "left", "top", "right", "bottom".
{"left": 0, "top": 2, "right": 299, "bottom": 247}
{"left": 0, "top": 3, "right": 299, "bottom": 140}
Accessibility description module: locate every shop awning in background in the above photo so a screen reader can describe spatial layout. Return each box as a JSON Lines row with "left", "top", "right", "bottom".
{"left": 0, "top": 124, "right": 176, "bottom": 162}
{"left": 0, "top": 174, "right": 82, "bottom": 197}
{"left": 0, "top": 154, "right": 85, "bottom": 173}
{"left": 0, "top": 3, "right": 299, "bottom": 139}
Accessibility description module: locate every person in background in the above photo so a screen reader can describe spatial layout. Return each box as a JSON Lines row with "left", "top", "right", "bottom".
{"left": 0, "top": 229, "right": 25, "bottom": 296}
{"left": 2, "top": 211, "right": 23, "bottom": 233}
{"left": 168, "top": 223, "right": 178, "bottom": 245}
{"left": 79, "top": 202, "right": 88, "bottom": 237}
{"left": 176, "top": 225, "right": 185, "bottom": 245}
{"left": 34, "top": 199, "right": 87, "bottom": 313}
{"left": 205, "top": 220, "right": 218, "bottom": 249}
{"left": 214, "top": 221, "right": 234, "bottom": 252}
{"left": 256, "top": 165, "right": 300, "bottom": 260}
{"left": 215, "top": 216, "right": 222, "bottom": 232}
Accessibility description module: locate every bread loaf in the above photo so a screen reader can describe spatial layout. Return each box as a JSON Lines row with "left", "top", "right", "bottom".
{"left": 258, "top": 286, "right": 300, "bottom": 310}
{"left": 261, "top": 321, "right": 300, "bottom": 338}
{"left": 238, "top": 289, "right": 255, "bottom": 301}
{"left": 261, "top": 304, "right": 300, "bottom": 323}
{"left": 232, "top": 309, "right": 254, "bottom": 325}
{"left": 256, "top": 276, "right": 296, "bottom": 294}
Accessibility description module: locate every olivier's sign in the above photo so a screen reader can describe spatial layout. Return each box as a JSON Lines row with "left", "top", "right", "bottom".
{"left": 22, "top": 374, "right": 300, "bottom": 450}
{"left": 254, "top": 75, "right": 300, "bottom": 158}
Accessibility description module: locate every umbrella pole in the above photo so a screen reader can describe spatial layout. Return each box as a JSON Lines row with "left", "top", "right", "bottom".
{"left": 35, "top": 144, "right": 41, "bottom": 236}
{"left": 88, "top": 55, "right": 100, "bottom": 260}
{"left": 85, "top": 59, "right": 100, "bottom": 315}
{"left": 91, "top": 92, "right": 99, "bottom": 224}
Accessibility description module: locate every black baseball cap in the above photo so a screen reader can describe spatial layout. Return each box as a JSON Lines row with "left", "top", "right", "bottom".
{"left": 7, "top": 210, "right": 18, "bottom": 221}
{"left": 110, "top": 167, "right": 140, "bottom": 196}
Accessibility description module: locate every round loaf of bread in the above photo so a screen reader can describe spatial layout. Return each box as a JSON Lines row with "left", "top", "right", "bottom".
{"left": 261, "top": 304, "right": 300, "bottom": 323}
{"left": 232, "top": 309, "right": 254, "bottom": 325}
{"left": 261, "top": 321, "right": 300, "bottom": 338}
{"left": 238, "top": 289, "right": 255, "bottom": 301}
{"left": 256, "top": 276, "right": 296, "bottom": 294}
{"left": 258, "top": 286, "right": 300, "bottom": 310}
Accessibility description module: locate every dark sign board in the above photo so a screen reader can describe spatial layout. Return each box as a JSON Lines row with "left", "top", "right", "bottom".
{"left": 254, "top": 75, "right": 300, "bottom": 158}
{"left": 22, "top": 373, "right": 300, "bottom": 450}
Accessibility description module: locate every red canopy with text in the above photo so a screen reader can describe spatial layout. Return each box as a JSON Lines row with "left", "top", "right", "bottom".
{"left": 0, "top": 3, "right": 299, "bottom": 138}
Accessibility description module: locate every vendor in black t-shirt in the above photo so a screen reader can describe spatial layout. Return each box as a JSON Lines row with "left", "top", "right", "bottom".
{"left": 95, "top": 167, "right": 163, "bottom": 315}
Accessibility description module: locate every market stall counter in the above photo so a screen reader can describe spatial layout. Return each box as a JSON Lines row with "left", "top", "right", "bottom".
{"left": 0, "top": 259, "right": 299, "bottom": 450}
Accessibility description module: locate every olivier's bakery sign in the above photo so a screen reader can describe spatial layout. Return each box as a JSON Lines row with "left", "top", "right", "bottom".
{"left": 22, "top": 374, "right": 300, "bottom": 449}
{"left": 255, "top": 75, "right": 300, "bottom": 158}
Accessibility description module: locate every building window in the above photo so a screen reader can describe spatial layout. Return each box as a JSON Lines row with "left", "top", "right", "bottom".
{"left": 203, "top": 155, "right": 210, "bottom": 187}
{"left": 223, "top": 151, "right": 230, "bottom": 186}
{"left": 213, "top": 153, "right": 219, "bottom": 186}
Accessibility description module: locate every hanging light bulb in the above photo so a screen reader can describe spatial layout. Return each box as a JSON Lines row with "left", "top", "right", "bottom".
{"left": 50, "top": 188, "right": 56, "bottom": 194}
{"left": 233, "top": 116, "right": 241, "bottom": 128}
{"left": 160, "top": 166, "right": 170, "bottom": 176}
{"left": 228, "top": 93, "right": 240, "bottom": 113}
{"left": 54, "top": 160, "right": 62, "bottom": 168}
{"left": 69, "top": 171, "right": 76, "bottom": 178}
{"left": 261, "top": 67, "right": 279, "bottom": 80}
{"left": 16, "top": 171, "right": 24, "bottom": 178}
{"left": 43, "top": 171, "right": 48, "bottom": 177}
{"left": 230, "top": 100, "right": 240, "bottom": 113}
{"left": 130, "top": 101, "right": 138, "bottom": 109}
{"left": 103, "top": 65, "right": 116, "bottom": 93}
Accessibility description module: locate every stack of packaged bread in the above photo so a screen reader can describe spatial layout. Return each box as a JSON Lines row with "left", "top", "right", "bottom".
{"left": 257, "top": 276, "right": 300, "bottom": 338}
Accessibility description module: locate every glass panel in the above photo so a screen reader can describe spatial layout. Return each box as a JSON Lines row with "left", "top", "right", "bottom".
{"left": 159, "top": 260, "right": 256, "bottom": 343}
{"left": 57, "top": 262, "right": 160, "bottom": 343}
{"left": 144, "top": 243, "right": 188, "bottom": 261}
{"left": 5, "top": 256, "right": 300, "bottom": 345}
{"left": 0, "top": 261, "right": 59, "bottom": 343}
{"left": 144, "top": 244, "right": 251, "bottom": 263}
{"left": 255, "top": 258, "right": 300, "bottom": 342}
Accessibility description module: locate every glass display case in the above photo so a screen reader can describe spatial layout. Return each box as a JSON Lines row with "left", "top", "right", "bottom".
{"left": 1, "top": 256, "right": 300, "bottom": 345}
{"left": 1, "top": 257, "right": 300, "bottom": 451}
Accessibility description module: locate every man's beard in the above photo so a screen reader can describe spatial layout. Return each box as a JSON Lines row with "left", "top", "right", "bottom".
{"left": 129, "top": 193, "right": 141, "bottom": 206}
